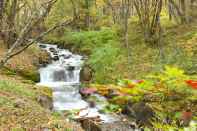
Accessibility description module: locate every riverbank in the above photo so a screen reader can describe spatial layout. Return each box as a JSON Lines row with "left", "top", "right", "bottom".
{"left": 0, "top": 70, "right": 84, "bottom": 130}
{"left": 0, "top": 43, "right": 84, "bottom": 130}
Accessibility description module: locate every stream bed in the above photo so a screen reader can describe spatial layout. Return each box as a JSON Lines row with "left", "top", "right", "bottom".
{"left": 36, "top": 43, "right": 119, "bottom": 123}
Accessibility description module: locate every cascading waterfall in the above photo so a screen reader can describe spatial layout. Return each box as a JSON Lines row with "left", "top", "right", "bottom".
{"left": 37, "top": 43, "right": 118, "bottom": 123}
{"left": 37, "top": 43, "right": 88, "bottom": 110}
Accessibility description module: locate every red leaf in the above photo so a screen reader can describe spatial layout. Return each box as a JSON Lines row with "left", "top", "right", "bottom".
{"left": 185, "top": 80, "right": 197, "bottom": 89}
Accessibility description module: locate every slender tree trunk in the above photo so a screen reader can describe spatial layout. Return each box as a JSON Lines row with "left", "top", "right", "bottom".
{"left": 106, "top": 0, "right": 116, "bottom": 24}
{"left": 0, "top": 0, "right": 3, "bottom": 19}
{"left": 85, "top": 0, "right": 90, "bottom": 29}
{"left": 134, "top": 0, "right": 163, "bottom": 45}
{"left": 0, "top": 0, "right": 4, "bottom": 39}
{"left": 6, "top": 0, "right": 18, "bottom": 48}
{"left": 70, "top": 0, "right": 78, "bottom": 20}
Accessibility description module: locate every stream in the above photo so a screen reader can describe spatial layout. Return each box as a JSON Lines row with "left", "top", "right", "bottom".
{"left": 36, "top": 43, "right": 118, "bottom": 123}
{"left": 35, "top": 43, "right": 196, "bottom": 131}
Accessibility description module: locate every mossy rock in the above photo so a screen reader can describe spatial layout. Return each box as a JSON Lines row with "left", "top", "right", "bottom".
{"left": 18, "top": 69, "right": 40, "bottom": 82}
{"left": 37, "top": 50, "right": 51, "bottom": 66}
{"left": 38, "top": 86, "right": 53, "bottom": 98}
{"left": 2, "top": 67, "right": 40, "bottom": 82}
{"left": 0, "top": 67, "right": 17, "bottom": 76}
{"left": 37, "top": 86, "right": 53, "bottom": 110}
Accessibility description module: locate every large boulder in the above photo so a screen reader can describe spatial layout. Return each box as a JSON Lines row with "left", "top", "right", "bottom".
{"left": 18, "top": 69, "right": 40, "bottom": 82}
{"left": 123, "top": 102, "right": 155, "bottom": 126}
{"left": 80, "top": 65, "right": 93, "bottom": 82}
{"left": 79, "top": 119, "right": 136, "bottom": 131}
{"left": 37, "top": 50, "right": 51, "bottom": 67}
{"left": 37, "top": 87, "right": 53, "bottom": 110}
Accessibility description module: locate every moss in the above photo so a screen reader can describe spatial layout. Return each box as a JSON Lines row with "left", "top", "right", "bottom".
{"left": 38, "top": 86, "right": 53, "bottom": 98}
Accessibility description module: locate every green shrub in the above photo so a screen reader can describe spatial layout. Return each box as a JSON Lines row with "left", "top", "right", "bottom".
{"left": 88, "top": 44, "right": 120, "bottom": 83}
{"left": 64, "top": 27, "right": 119, "bottom": 53}
{"left": 63, "top": 27, "right": 121, "bottom": 83}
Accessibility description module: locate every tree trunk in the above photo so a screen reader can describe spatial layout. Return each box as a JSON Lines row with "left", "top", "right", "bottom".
{"left": 134, "top": 0, "right": 163, "bottom": 45}
{"left": 5, "top": 0, "right": 18, "bottom": 48}
{"left": 0, "top": 0, "right": 4, "bottom": 39}
{"left": 85, "top": 0, "right": 90, "bottom": 29}
{"left": 70, "top": 0, "right": 78, "bottom": 20}
{"left": 0, "top": 0, "right": 3, "bottom": 19}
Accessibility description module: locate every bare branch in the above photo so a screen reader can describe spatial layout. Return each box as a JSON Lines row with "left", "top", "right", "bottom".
{"left": 0, "top": 19, "right": 73, "bottom": 67}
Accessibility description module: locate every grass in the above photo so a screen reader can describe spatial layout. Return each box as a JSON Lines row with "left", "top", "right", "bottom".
{"left": 0, "top": 80, "right": 36, "bottom": 98}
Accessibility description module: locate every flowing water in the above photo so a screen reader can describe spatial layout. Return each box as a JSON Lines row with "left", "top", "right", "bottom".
{"left": 37, "top": 43, "right": 118, "bottom": 123}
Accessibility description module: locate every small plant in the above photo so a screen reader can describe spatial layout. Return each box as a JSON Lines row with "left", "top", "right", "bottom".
{"left": 99, "top": 103, "right": 121, "bottom": 114}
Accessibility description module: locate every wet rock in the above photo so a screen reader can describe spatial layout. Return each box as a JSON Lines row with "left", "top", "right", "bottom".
{"left": 37, "top": 87, "right": 53, "bottom": 110}
{"left": 124, "top": 102, "right": 154, "bottom": 125}
{"left": 52, "top": 56, "right": 59, "bottom": 61}
{"left": 39, "top": 44, "right": 47, "bottom": 49}
{"left": 60, "top": 54, "right": 72, "bottom": 59}
{"left": 87, "top": 100, "right": 96, "bottom": 108}
{"left": 38, "top": 50, "right": 51, "bottom": 67}
{"left": 67, "top": 66, "right": 75, "bottom": 70}
{"left": 53, "top": 52, "right": 58, "bottom": 56}
{"left": 80, "top": 65, "right": 93, "bottom": 82}
{"left": 49, "top": 47, "right": 57, "bottom": 53}
{"left": 57, "top": 44, "right": 64, "bottom": 49}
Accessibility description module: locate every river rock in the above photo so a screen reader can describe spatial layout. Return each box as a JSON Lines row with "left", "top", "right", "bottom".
{"left": 67, "top": 66, "right": 75, "bottom": 71}
{"left": 57, "top": 44, "right": 65, "bottom": 49}
{"left": 60, "top": 54, "right": 72, "bottom": 59}
{"left": 49, "top": 47, "right": 57, "bottom": 53}
{"left": 52, "top": 56, "right": 59, "bottom": 61}
{"left": 124, "top": 102, "right": 154, "bottom": 126}
{"left": 39, "top": 44, "right": 47, "bottom": 49}
{"left": 37, "top": 50, "right": 51, "bottom": 67}
{"left": 80, "top": 119, "right": 136, "bottom": 131}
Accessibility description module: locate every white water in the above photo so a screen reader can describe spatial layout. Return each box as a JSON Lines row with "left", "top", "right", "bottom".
{"left": 37, "top": 43, "right": 118, "bottom": 123}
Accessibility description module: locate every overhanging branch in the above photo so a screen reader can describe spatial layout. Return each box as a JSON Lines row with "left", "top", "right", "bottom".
{"left": 0, "top": 19, "right": 73, "bottom": 67}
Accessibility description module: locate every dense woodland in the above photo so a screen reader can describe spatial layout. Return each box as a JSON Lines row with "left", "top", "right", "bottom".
{"left": 0, "top": 0, "right": 197, "bottom": 130}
